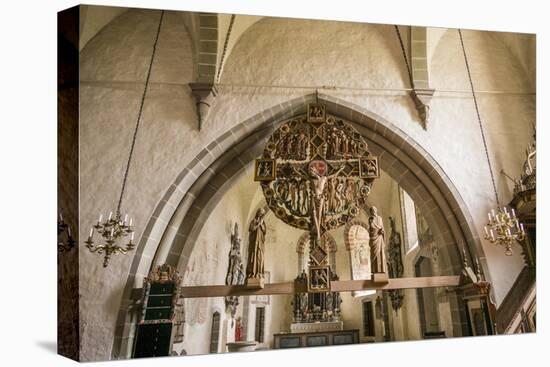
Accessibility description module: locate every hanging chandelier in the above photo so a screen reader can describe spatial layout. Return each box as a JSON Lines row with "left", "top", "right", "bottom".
{"left": 458, "top": 29, "right": 525, "bottom": 256}
{"left": 484, "top": 208, "right": 524, "bottom": 256}
{"left": 85, "top": 10, "right": 165, "bottom": 267}
{"left": 85, "top": 212, "right": 136, "bottom": 267}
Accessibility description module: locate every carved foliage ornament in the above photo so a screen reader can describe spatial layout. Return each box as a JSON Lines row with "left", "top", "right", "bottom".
{"left": 145, "top": 264, "right": 182, "bottom": 284}
{"left": 255, "top": 104, "right": 379, "bottom": 234}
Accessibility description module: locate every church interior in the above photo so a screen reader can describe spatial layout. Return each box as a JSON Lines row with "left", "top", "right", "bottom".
{"left": 57, "top": 4, "right": 536, "bottom": 362}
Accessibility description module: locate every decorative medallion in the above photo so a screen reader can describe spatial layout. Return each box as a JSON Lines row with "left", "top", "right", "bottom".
{"left": 255, "top": 104, "right": 378, "bottom": 235}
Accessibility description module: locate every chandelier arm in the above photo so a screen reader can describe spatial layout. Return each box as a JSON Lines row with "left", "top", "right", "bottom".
{"left": 458, "top": 29, "right": 500, "bottom": 207}
{"left": 394, "top": 25, "right": 414, "bottom": 88}
{"left": 116, "top": 10, "right": 165, "bottom": 215}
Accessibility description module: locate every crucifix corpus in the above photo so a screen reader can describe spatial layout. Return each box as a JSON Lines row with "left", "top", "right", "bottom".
{"left": 254, "top": 103, "right": 381, "bottom": 291}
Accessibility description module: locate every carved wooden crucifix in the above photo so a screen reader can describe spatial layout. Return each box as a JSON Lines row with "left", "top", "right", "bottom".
{"left": 254, "top": 103, "right": 379, "bottom": 291}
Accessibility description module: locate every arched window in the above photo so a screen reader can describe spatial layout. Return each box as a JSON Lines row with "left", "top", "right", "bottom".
{"left": 209, "top": 311, "right": 220, "bottom": 353}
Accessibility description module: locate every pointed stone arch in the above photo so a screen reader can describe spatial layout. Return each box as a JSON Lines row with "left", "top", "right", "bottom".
{"left": 112, "top": 92, "right": 483, "bottom": 357}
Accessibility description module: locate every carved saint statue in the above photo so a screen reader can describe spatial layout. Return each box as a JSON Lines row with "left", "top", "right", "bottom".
{"left": 368, "top": 206, "right": 387, "bottom": 274}
{"left": 246, "top": 208, "right": 267, "bottom": 279}
{"left": 225, "top": 223, "right": 245, "bottom": 317}
{"left": 335, "top": 179, "right": 345, "bottom": 211}
{"left": 387, "top": 216, "right": 404, "bottom": 279}
{"left": 226, "top": 223, "right": 243, "bottom": 285}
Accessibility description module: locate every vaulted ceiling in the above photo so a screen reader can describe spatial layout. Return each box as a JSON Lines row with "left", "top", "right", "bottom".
{"left": 78, "top": 6, "right": 535, "bottom": 93}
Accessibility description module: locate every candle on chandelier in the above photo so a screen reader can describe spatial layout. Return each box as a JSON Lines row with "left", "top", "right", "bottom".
{"left": 131, "top": 232, "right": 135, "bottom": 241}
{"left": 89, "top": 227, "right": 94, "bottom": 238}
{"left": 484, "top": 226, "right": 489, "bottom": 237}
{"left": 67, "top": 227, "right": 71, "bottom": 236}
{"left": 110, "top": 228, "right": 114, "bottom": 237}
{"left": 129, "top": 217, "right": 133, "bottom": 226}
{"left": 490, "top": 229, "right": 495, "bottom": 241}
{"left": 124, "top": 214, "right": 128, "bottom": 224}
{"left": 511, "top": 208, "right": 516, "bottom": 218}
{"left": 108, "top": 211, "right": 113, "bottom": 220}
{"left": 520, "top": 223, "right": 524, "bottom": 232}
{"left": 59, "top": 213, "right": 63, "bottom": 222}
{"left": 99, "top": 214, "right": 103, "bottom": 223}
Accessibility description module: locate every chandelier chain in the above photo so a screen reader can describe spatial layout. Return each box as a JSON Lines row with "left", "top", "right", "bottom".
{"left": 116, "top": 10, "right": 165, "bottom": 215}
{"left": 458, "top": 29, "right": 500, "bottom": 207}
{"left": 216, "top": 14, "right": 235, "bottom": 83}
{"left": 394, "top": 25, "right": 414, "bottom": 88}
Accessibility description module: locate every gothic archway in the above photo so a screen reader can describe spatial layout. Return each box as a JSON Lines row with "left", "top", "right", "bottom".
{"left": 112, "top": 93, "right": 482, "bottom": 357}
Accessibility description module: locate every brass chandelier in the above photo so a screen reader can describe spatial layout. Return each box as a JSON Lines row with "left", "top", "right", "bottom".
{"left": 458, "top": 29, "right": 525, "bottom": 256}
{"left": 85, "top": 10, "right": 165, "bottom": 267}
{"left": 85, "top": 212, "right": 136, "bottom": 268}
{"left": 484, "top": 208, "right": 524, "bottom": 256}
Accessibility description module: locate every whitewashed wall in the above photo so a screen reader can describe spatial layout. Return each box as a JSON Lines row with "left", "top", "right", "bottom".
{"left": 77, "top": 8, "right": 535, "bottom": 361}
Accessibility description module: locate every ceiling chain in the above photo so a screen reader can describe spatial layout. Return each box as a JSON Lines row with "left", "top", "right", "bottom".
{"left": 458, "top": 29, "right": 500, "bottom": 207}
{"left": 116, "top": 10, "right": 165, "bottom": 215}
{"left": 394, "top": 25, "right": 414, "bottom": 88}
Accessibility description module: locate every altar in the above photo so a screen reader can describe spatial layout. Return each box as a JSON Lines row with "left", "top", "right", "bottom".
{"left": 273, "top": 329, "right": 359, "bottom": 349}
{"left": 290, "top": 321, "right": 343, "bottom": 333}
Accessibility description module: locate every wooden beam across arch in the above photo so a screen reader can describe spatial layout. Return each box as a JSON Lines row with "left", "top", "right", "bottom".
{"left": 173, "top": 275, "right": 461, "bottom": 299}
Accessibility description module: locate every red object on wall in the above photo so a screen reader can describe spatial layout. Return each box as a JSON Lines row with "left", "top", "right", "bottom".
{"left": 235, "top": 318, "right": 242, "bottom": 342}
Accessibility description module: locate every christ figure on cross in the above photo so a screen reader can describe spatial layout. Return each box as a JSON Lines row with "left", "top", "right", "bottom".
{"left": 307, "top": 160, "right": 345, "bottom": 246}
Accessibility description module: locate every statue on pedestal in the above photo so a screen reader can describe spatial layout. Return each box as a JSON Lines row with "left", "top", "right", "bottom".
{"left": 246, "top": 208, "right": 267, "bottom": 281}
{"left": 369, "top": 206, "right": 387, "bottom": 274}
